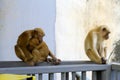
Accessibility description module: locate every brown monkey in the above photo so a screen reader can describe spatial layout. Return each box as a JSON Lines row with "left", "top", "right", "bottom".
{"left": 15, "top": 28, "right": 61, "bottom": 66}
{"left": 84, "top": 25, "right": 110, "bottom": 64}
{"left": 27, "top": 28, "right": 45, "bottom": 52}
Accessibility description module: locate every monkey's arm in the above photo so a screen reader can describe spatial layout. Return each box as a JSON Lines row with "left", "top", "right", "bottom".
{"left": 101, "top": 44, "right": 107, "bottom": 58}
{"left": 91, "top": 33, "right": 102, "bottom": 58}
{"left": 104, "top": 47, "right": 107, "bottom": 58}
{"left": 35, "top": 42, "right": 43, "bottom": 49}
{"left": 88, "top": 33, "right": 102, "bottom": 63}
{"left": 100, "top": 47, "right": 107, "bottom": 64}
{"left": 48, "top": 51, "right": 61, "bottom": 65}
{"left": 49, "top": 51, "right": 57, "bottom": 60}
{"left": 17, "top": 32, "right": 33, "bottom": 60}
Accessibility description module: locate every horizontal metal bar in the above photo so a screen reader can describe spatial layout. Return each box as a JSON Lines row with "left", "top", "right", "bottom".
{"left": 0, "top": 61, "right": 110, "bottom": 74}
{"left": 0, "top": 61, "right": 95, "bottom": 67}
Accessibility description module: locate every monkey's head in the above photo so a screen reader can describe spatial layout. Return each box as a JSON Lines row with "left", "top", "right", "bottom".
{"left": 99, "top": 25, "right": 110, "bottom": 40}
{"left": 33, "top": 28, "right": 45, "bottom": 42}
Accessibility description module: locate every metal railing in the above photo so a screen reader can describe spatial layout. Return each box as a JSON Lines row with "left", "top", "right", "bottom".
{"left": 111, "top": 63, "right": 120, "bottom": 80}
{"left": 0, "top": 61, "right": 117, "bottom": 80}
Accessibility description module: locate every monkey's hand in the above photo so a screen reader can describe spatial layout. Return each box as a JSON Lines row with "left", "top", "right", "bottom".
{"left": 101, "top": 57, "right": 106, "bottom": 64}
{"left": 46, "top": 58, "right": 61, "bottom": 65}
{"left": 53, "top": 58, "right": 61, "bottom": 65}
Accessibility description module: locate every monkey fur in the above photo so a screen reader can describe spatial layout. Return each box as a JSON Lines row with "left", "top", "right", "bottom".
{"left": 84, "top": 25, "right": 110, "bottom": 64}
{"left": 15, "top": 28, "right": 61, "bottom": 66}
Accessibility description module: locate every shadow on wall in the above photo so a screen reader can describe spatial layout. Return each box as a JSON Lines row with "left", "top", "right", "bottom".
{"left": 109, "top": 39, "right": 120, "bottom": 63}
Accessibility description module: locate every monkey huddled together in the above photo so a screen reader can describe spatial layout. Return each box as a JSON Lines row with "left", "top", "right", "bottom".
{"left": 15, "top": 25, "right": 110, "bottom": 65}
{"left": 15, "top": 28, "right": 61, "bottom": 66}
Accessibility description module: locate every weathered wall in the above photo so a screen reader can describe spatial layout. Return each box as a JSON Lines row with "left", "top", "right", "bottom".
{"left": 56, "top": 0, "right": 120, "bottom": 61}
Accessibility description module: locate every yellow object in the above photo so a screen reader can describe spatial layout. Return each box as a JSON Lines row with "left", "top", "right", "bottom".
{"left": 0, "top": 74, "right": 35, "bottom": 80}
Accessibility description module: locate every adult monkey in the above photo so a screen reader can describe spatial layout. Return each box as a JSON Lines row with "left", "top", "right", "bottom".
{"left": 15, "top": 28, "right": 61, "bottom": 66}
{"left": 84, "top": 25, "right": 110, "bottom": 64}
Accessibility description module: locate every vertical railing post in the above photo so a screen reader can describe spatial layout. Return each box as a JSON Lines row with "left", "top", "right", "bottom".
{"left": 38, "top": 73, "right": 42, "bottom": 80}
{"left": 101, "top": 66, "right": 111, "bottom": 80}
{"left": 92, "top": 71, "right": 97, "bottom": 80}
{"left": 72, "top": 72, "right": 76, "bottom": 80}
{"left": 66, "top": 72, "right": 69, "bottom": 80}
{"left": 82, "top": 71, "right": 86, "bottom": 80}
{"left": 92, "top": 71, "right": 102, "bottom": 80}
{"left": 61, "top": 72, "right": 66, "bottom": 80}
{"left": 49, "top": 73, "right": 54, "bottom": 80}
{"left": 111, "top": 70, "right": 117, "bottom": 80}
{"left": 92, "top": 65, "right": 111, "bottom": 80}
{"left": 96, "top": 71, "right": 102, "bottom": 80}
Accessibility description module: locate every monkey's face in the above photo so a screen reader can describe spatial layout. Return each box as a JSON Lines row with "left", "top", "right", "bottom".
{"left": 34, "top": 31, "right": 43, "bottom": 42}
{"left": 33, "top": 28, "right": 45, "bottom": 42}
{"left": 102, "top": 27, "right": 110, "bottom": 40}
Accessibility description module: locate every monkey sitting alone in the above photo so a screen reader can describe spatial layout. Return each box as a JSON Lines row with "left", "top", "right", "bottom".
{"left": 15, "top": 28, "right": 61, "bottom": 66}
{"left": 84, "top": 25, "right": 110, "bottom": 64}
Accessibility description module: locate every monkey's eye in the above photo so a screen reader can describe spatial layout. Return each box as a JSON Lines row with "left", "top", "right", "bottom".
{"left": 108, "top": 31, "right": 110, "bottom": 34}
{"left": 102, "top": 28, "right": 106, "bottom": 31}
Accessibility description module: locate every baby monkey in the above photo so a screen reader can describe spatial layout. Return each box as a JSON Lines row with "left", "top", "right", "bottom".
{"left": 15, "top": 28, "right": 61, "bottom": 66}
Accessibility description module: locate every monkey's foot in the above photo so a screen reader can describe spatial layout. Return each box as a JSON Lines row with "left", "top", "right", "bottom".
{"left": 26, "top": 61, "right": 35, "bottom": 66}
{"left": 101, "top": 57, "right": 106, "bottom": 64}
{"left": 53, "top": 59, "right": 61, "bottom": 65}
{"left": 25, "top": 58, "right": 35, "bottom": 66}
{"left": 46, "top": 58, "right": 61, "bottom": 65}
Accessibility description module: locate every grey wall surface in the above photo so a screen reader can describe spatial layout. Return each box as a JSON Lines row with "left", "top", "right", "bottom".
{"left": 0, "top": 0, "right": 56, "bottom": 61}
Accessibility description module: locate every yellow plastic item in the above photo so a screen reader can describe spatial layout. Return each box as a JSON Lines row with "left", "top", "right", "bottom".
{"left": 0, "top": 74, "right": 35, "bottom": 80}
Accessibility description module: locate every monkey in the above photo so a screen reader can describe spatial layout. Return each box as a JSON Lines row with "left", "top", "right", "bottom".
{"left": 15, "top": 28, "right": 61, "bottom": 66}
{"left": 84, "top": 25, "right": 110, "bottom": 64}
{"left": 27, "top": 38, "right": 40, "bottom": 52}
{"left": 27, "top": 28, "right": 44, "bottom": 52}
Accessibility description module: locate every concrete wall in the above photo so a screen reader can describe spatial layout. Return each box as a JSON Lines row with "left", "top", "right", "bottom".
{"left": 55, "top": 0, "right": 120, "bottom": 80}
{"left": 56, "top": 0, "right": 120, "bottom": 61}
{"left": 0, "top": 0, "right": 56, "bottom": 61}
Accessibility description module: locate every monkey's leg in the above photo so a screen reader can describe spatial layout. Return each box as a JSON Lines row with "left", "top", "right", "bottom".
{"left": 86, "top": 49, "right": 102, "bottom": 64}
{"left": 15, "top": 45, "right": 35, "bottom": 66}
{"left": 20, "top": 46, "right": 33, "bottom": 60}
{"left": 31, "top": 49, "right": 40, "bottom": 63}
{"left": 15, "top": 45, "right": 27, "bottom": 62}
{"left": 49, "top": 51, "right": 57, "bottom": 60}
{"left": 32, "top": 49, "right": 46, "bottom": 64}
